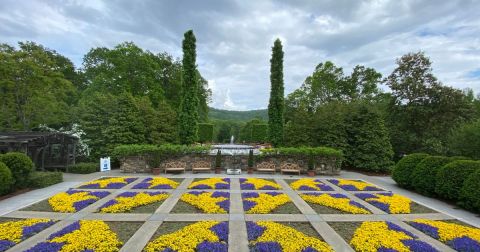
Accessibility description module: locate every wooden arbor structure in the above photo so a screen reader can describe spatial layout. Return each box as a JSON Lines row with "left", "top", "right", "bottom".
{"left": 0, "top": 132, "right": 78, "bottom": 170}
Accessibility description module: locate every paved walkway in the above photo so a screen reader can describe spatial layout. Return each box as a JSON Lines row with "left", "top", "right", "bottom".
{"left": 1, "top": 170, "right": 478, "bottom": 252}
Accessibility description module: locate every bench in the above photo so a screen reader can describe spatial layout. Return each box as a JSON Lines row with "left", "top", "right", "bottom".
{"left": 256, "top": 161, "right": 276, "bottom": 174}
{"left": 163, "top": 161, "right": 186, "bottom": 174}
{"left": 280, "top": 162, "right": 301, "bottom": 175}
{"left": 192, "top": 160, "right": 212, "bottom": 173}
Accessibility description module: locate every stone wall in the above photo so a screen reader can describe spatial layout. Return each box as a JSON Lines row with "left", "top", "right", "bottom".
{"left": 255, "top": 156, "right": 341, "bottom": 175}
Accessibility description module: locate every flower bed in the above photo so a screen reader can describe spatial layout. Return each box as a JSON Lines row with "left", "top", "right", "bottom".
{"left": 188, "top": 178, "right": 230, "bottom": 189}
{"left": 179, "top": 191, "right": 230, "bottom": 213}
{"left": 132, "top": 177, "right": 180, "bottom": 189}
{"left": 78, "top": 177, "right": 137, "bottom": 189}
{"left": 355, "top": 192, "right": 412, "bottom": 214}
{"left": 0, "top": 218, "right": 56, "bottom": 252}
{"left": 242, "top": 192, "right": 292, "bottom": 214}
{"left": 301, "top": 193, "right": 371, "bottom": 214}
{"left": 289, "top": 179, "right": 334, "bottom": 191}
{"left": 240, "top": 178, "right": 281, "bottom": 190}
{"left": 350, "top": 221, "right": 437, "bottom": 252}
{"left": 408, "top": 219, "right": 480, "bottom": 251}
{"left": 144, "top": 221, "right": 228, "bottom": 252}
{"left": 246, "top": 221, "right": 333, "bottom": 251}
{"left": 98, "top": 191, "right": 169, "bottom": 213}
{"left": 48, "top": 189, "right": 110, "bottom": 213}
{"left": 26, "top": 220, "right": 123, "bottom": 252}
{"left": 328, "top": 179, "right": 383, "bottom": 191}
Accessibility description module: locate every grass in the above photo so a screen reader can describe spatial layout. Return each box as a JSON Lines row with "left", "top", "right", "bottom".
{"left": 409, "top": 202, "right": 437, "bottom": 214}
{"left": 170, "top": 200, "right": 205, "bottom": 214}
{"left": 97, "top": 199, "right": 166, "bottom": 214}
{"left": 21, "top": 199, "right": 54, "bottom": 212}
{"left": 150, "top": 221, "right": 195, "bottom": 239}
{"left": 106, "top": 221, "right": 143, "bottom": 244}
{"left": 328, "top": 222, "right": 362, "bottom": 243}
{"left": 306, "top": 202, "right": 362, "bottom": 214}
{"left": 270, "top": 202, "right": 302, "bottom": 214}
{"left": 281, "top": 222, "right": 321, "bottom": 238}
{"left": 0, "top": 217, "right": 26, "bottom": 223}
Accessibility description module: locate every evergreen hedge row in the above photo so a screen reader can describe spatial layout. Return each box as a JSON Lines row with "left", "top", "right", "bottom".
{"left": 0, "top": 162, "right": 14, "bottom": 195}
{"left": 29, "top": 171, "right": 63, "bottom": 188}
{"left": 198, "top": 123, "right": 214, "bottom": 143}
{"left": 112, "top": 144, "right": 211, "bottom": 159}
{"left": 68, "top": 162, "right": 99, "bottom": 174}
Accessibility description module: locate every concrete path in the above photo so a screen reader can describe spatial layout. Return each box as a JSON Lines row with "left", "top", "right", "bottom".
{"left": 0, "top": 170, "right": 477, "bottom": 252}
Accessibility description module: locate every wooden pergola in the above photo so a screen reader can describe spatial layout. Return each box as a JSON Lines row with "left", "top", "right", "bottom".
{"left": 0, "top": 132, "right": 78, "bottom": 170}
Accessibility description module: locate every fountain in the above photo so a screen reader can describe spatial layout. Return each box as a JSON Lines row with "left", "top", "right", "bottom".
{"left": 210, "top": 135, "right": 260, "bottom": 174}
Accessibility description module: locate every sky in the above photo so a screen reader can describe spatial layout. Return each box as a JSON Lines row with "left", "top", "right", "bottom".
{"left": 1, "top": 0, "right": 479, "bottom": 110}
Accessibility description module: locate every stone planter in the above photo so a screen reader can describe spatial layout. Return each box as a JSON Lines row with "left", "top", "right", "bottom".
{"left": 215, "top": 168, "right": 222, "bottom": 174}
{"left": 307, "top": 170, "right": 315, "bottom": 177}
{"left": 152, "top": 167, "right": 162, "bottom": 175}
{"left": 247, "top": 167, "right": 254, "bottom": 174}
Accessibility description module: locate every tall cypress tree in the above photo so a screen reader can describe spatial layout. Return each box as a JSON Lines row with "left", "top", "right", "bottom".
{"left": 268, "top": 39, "right": 285, "bottom": 146}
{"left": 179, "top": 30, "right": 199, "bottom": 144}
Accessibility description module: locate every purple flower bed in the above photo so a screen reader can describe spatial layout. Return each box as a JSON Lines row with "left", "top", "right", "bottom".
{"left": 328, "top": 179, "right": 383, "bottom": 191}
{"left": 210, "top": 222, "right": 229, "bottom": 241}
{"left": 79, "top": 178, "right": 137, "bottom": 189}
{"left": 24, "top": 242, "right": 64, "bottom": 252}
{"left": 0, "top": 240, "right": 16, "bottom": 252}
{"left": 196, "top": 241, "right": 227, "bottom": 252}
{"left": 401, "top": 239, "right": 438, "bottom": 252}
{"left": 132, "top": 178, "right": 176, "bottom": 189}
{"left": 22, "top": 220, "right": 56, "bottom": 240}
{"left": 246, "top": 221, "right": 266, "bottom": 240}
{"left": 449, "top": 237, "right": 480, "bottom": 252}
{"left": 408, "top": 222, "right": 440, "bottom": 239}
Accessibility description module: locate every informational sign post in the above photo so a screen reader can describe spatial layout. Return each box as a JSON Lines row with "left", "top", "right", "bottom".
{"left": 100, "top": 157, "right": 111, "bottom": 172}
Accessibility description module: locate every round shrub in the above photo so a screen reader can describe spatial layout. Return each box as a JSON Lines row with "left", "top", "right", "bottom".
{"left": 459, "top": 169, "right": 480, "bottom": 212}
{"left": 392, "top": 153, "right": 429, "bottom": 188}
{"left": 0, "top": 162, "right": 14, "bottom": 195}
{"left": 435, "top": 160, "right": 480, "bottom": 201}
{"left": 0, "top": 152, "right": 34, "bottom": 188}
{"left": 410, "top": 156, "right": 454, "bottom": 196}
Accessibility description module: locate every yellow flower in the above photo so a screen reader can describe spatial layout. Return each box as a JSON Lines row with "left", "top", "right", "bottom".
{"left": 335, "top": 179, "right": 378, "bottom": 190}
{"left": 180, "top": 192, "right": 229, "bottom": 213}
{"left": 301, "top": 193, "right": 371, "bottom": 214}
{"left": 241, "top": 178, "right": 282, "bottom": 190}
{"left": 350, "top": 222, "right": 412, "bottom": 252}
{"left": 366, "top": 194, "right": 411, "bottom": 214}
{"left": 188, "top": 178, "right": 229, "bottom": 189}
{"left": 243, "top": 193, "right": 291, "bottom": 214}
{"left": 0, "top": 219, "right": 53, "bottom": 243}
{"left": 411, "top": 219, "right": 480, "bottom": 243}
{"left": 100, "top": 192, "right": 169, "bottom": 213}
{"left": 48, "top": 191, "right": 99, "bottom": 213}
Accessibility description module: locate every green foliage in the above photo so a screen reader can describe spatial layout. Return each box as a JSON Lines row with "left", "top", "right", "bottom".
{"left": 252, "top": 124, "right": 268, "bottom": 142}
{"left": 447, "top": 119, "right": 480, "bottom": 160}
{"left": 179, "top": 30, "right": 199, "bottom": 144}
{"left": 459, "top": 169, "right": 480, "bottom": 212}
{"left": 248, "top": 150, "right": 254, "bottom": 168}
{"left": 391, "top": 153, "right": 429, "bottom": 188}
{"left": 0, "top": 152, "right": 34, "bottom": 189}
{"left": 239, "top": 119, "right": 264, "bottom": 143}
{"left": 268, "top": 39, "right": 285, "bottom": 146}
{"left": 112, "top": 144, "right": 210, "bottom": 159}
{"left": 213, "top": 120, "right": 242, "bottom": 143}
{"left": 410, "top": 156, "right": 454, "bottom": 196}
{"left": 215, "top": 150, "right": 222, "bottom": 168}
{"left": 435, "top": 160, "right": 480, "bottom": 201}
{"left": 260, "top": 146, "right": 343, "bottom": 159}
{"left": 29, "top": 171, "right": 63, "bottom": 188}
{"left": 344, "top": 105, "right": 394, "bottom": 172}
{"left": 198, "top": 123, "right": 214, "bottom": 143}
{"left": 209, "top": 108, "right": 267, "bottom": 121}
{"left": 0, "top": 162, "right": 14, "bottom": 195}
{"left": 68, "top": 163, "right": 98, "bottom": 174}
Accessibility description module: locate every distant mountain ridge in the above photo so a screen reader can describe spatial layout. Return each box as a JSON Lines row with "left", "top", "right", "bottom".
{"left": 208, "top": 107, "right": 268, "bottom": 121}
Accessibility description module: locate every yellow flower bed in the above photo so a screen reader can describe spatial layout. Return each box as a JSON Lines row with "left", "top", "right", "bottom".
{"left": 410, "top": 219, "right": 480, "bottom": 243}
{"left": 0, "top": 218, "right": 54, "bottom": 243}
{"left": 330, "top": 179, "right": 381, "bottom": 191}
{"left": 48, "top": 191, "right": 103, "bottom": 213}
{"left": 79, "top": 177, "right": 136, "bottom": 189}
{"left": 99, "top": 192, "right": 169, "bottom": 213}
{"left": 289, "top": 179, "right": 333, "bottom": 191}
{"left": 180, "top": 191, "right": 229, "bottom": 213}
{"left": 356, "top": 192, "right": 412, "bottom": 214}
{"left": 243, "top": 192, "right": 291, "bottom": 214}
{"left": 147, "top": 177, "right": 179, "bottom": 189}
{"left": 301, "top": 193, "right": 371, "bottom": 214}
{"left": 188, "top": 178, "right": 229, "bottom": 189}
{"left": 240, "top": 178, "right": 281, "bottom": 190}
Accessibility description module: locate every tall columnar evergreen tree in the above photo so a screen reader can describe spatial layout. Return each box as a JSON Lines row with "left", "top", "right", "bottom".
{"left": 179, "top": 30, "right": 199, "bottom": 144}
{"left": 268, "top": 39, "right": 285, "bottom": 146}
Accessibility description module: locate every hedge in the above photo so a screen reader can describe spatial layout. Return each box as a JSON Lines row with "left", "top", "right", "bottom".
{"left": 0, "top": 162, "right": 14, "bottom": 195}
{"left": 112, "top": 144, "right": 211, "bottom": 159}
{"left": 0, "top": 152, "right": 34, "bottom": 189}
{"left": 260, "top": 146, "right": 343, "bottom": 159}
{"left": 68, "top": 163, "right": 99, "bottom": 174}
{"left": 459, "top": 169, "right": 480, "bottom": 212}
{"left": 29, "top": 171, "right": 63, "bottom": 188}
{"left": 435, "top": 160, "right": 480, "bottom": 201}
{"left": 391, "top": 153, "right": 429, "bottom": 188}
{"left": 410, "top": 156, "right": 454, "bottom": 196}
{"left": 198, "top": 123, "right": 214, "bottom": 143}
{"left": 252, "top": 124, "right": 268, "bottom": 142}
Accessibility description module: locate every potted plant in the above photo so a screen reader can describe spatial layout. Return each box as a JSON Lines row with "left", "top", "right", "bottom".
{"left": 215, "top": 150, "right": 222, "bottom": 174}
{"left": 307, "top": 156, "right": 315, "bottom": 177}
{"left": 247, "top": 149, "right": 254, "bottom": 174}
{"left": 149, "top": 155, "right": 163, "bottom": 175}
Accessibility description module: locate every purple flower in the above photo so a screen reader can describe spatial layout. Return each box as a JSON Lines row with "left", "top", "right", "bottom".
{"left": 191, "top": 184, "right": 211, "bottom": 189}
{"left": 150, "top": 184, "right": 173, "bottom": 189}
{"left": 265, "top": 192, "right": 282, "bottom": 196}
{"left": 88, "top": 191, "right": 110, "bottom": 198}
{"left": 239, "top": 178, "right": 247, "bottom": 183}
{"left": 125, "top": 178, "right": 137, "bottom": 183}
{"left": 340, "top": 185, "right": 359, "bottom": 191}
{"left": 217, "top": 200, "right": 230, "bottom": 213}
{"left": 243, "top": 200, "right": 257, "bottom": 212}
{"left": 99, "top": 199, "right": 118, "bottom": 209}
{"left": 146, "top": 191, "right": 167, "bottom": 196}
{"left": 402, "top": 239, "right": 438, "bottom": 252}
{"left": 188, "top": 191, "right": 206, "bottom": 196}
{"left": 0, "top": 240, "right": 16, "bottom": 252}
{"left": 330, "top": 193, "right": 348, "bottom": 199}
{"left": 355, "top": 193, "right": 378, "bottom": 200}
{"left": 298, "top": 185, "right": 317, "bottom": 191}
{"left": 242, "top": 192, "right": 259, "bottom": 198}
{"left": 328, "top": 179, "right": 339, "bottom": 184}
{"left": 73, "top": 199, "right": 97, "bottom": 211}
{"left": 24, "top": 242, "right": 64, "bottom": 252}
{"left": 132, "top": 183, "right": 150, "bottom": 189}
{"left": 448, "top": 236, "right": 480, "bottom": 252}
{"left": 377, "top": 248, "right": 397, "bottom": 252}
{"left": 260, "top": 185, "right": 278, "bottom": 190}
{"left": 215, "top": 183, "right": 230, "bottom": 189}
{"left": 348, "top": 201, "right": 370, "bottom": 212}
{"left": 364, "top": 186, "right": 382, "bottom": 191}
{"left": 105, "top": 182, "right": 126, "bottom": 189}
{"left": 386, "top": 222, "right": 416, "bottom": 238}
{"left": 212, "top": 192, "right": 230, "bottom": 198}
{"left": 222, "top": 178, "right": 231, "bottom": 183}
{"left": 378, "top": 192, "right": 394, "bottom": 197}
{"left": 22, "top": 221, "right": 56, "bottom": 239}
{"left": 118, "top": 192, "right": 138, "bottom": 198}
{"left": 408, "top": 222, "right": 440, "bottom": 239}
{"left": 252, "top": 242, "right": 282, "bottom": 251}
{"left": 79, "top": 184, "right": 100, "bottom": 189}
{"left": 240, "top": 183, "right": 255, "bottom": 190}
{"left": 196, "top": 241, "right": 228, "bottom": 252}
{"left": 368, "top": 201, "right": 390, "bottom": 213}
{"left": 48, "top": 222, "right": 80, "bottom": 239}
{"left": 246, "top": 222, "right": 266, "bottom": 241}
{"left": 302, "top": 247, "right": 317, "bottom": 252}
{"left": 318, "top": 184, "right": 334, "bottom": 191}
{"left": 210, "top": 222, "right": 229, "bottom": 241}
{"left": 302, "top": 192, "right": 322, "bottom": 196}
{"left": 66, "top": 189, "right": 84, "bottom": 195}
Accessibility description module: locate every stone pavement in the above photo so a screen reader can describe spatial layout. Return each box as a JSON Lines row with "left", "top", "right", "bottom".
{"left": 0, "top": 170, "right": 478, "bottom": 252}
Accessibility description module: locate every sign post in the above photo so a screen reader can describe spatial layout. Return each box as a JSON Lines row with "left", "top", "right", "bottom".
{"left": 100, "top": 157, "right": 111, "bottom": 172}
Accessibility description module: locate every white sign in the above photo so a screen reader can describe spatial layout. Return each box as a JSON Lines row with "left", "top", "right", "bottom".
{"left": 100, "top": 157, "right": 111, "bottom": 172}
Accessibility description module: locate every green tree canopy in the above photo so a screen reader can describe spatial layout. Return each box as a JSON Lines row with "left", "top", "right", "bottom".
{"left": 268, "top": 39, "right": 285, "bottom": 146}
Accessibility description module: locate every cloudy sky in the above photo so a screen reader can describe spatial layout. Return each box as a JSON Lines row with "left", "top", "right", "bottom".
{"left": 1, "top": 0, "right": 479, "bottom": 110}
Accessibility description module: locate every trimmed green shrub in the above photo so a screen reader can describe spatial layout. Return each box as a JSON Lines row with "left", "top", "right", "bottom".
{"left": 252, "top": 124, "right": 268, "bottom": 142}
{"left": 391, "top": 153, "right": 429, "bottom": 188}
{"left": 0, "top": 162, "right": 14, "bottom": 195}
{"left": 459, "top": 169, "right": 480, "bottom": 212}
{"left": 260, "top": 146, "right": 343, "bottom": 159}
{"left": 410, "top": 156, "right": 454, "bottom": 196}
{"left": 29, "top": 172, "right": 63, "bottom": 188}
{"left": 0, "top": 152, "right": 34, "bottom": 188}
{"left": 215, "top": 150, "right": 222, "bottom": 168}
{"left": 198, "top": 123, "right": 214, "bottom": 143}
{"left": 435, "top": 160, "right": 480, "bottom": 201}
{"left": 248, "top": 149, "right": 254, "bottom": 168}
{"left": 112, "top": 144, "right": 210, "bottom": 159}
{"left": 68, "top": 163, "right": 98, "bottom": 174}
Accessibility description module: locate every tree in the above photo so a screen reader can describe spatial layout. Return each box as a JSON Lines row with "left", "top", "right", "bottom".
{"left": 268, "top": 39, "right": 285, "bottom": 146}
{"left": 447, "top": 119, "right": 480, "bottom": 160}
{"left": 179, "top": 30, "right": 200, "bottom": 144}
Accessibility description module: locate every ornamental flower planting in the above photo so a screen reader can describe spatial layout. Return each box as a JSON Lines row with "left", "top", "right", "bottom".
{"left": 242, "top": 192, "right": 291, "bottom": 214}
{"left": 48, "top": 189, "right": 110, "bottom": 213}
{"left": 246, "top": 221, "right": 333, "bottom": 251}
{"left": 144, "top": 221, "right": 228, "bottom": 252}
{"left": 240, "top": 178, "right": 281, "bottom": 190}
{"left": 409, "top": 219, "right": 480, "bottom": 251}
{"left": 350, "top": 221, "right": 437, "bottom": 252}
{"left": 355, "top": 192, "right": 412, "bottom": 214}
{"left": 328, "top": 179, "right": 383, "bottom": 191}
{"left": 78, "top": 177, "right": 137, "bottom": 189}
{"left": 98, "top": 191, "right": 169, "bottom": 213}
{"left": 25, "top": 220, "right": 123, "bottom": 252}
{"left": 188, "top": 178, "right": 230, "bottom": 189}
{"left": 132, "top": 177, "right": 180, "bottom": 189}
{"left": 289, "top": 179, "right": 334, "bottom": 191}
{"left": 0, "top": 219, "right": 56, "bottom": 252}
{"left": 301, "top": 193, "right": 371, "bottom": 214}
{"left": 179, "top": 191, "right": 230, "bottom": 213}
